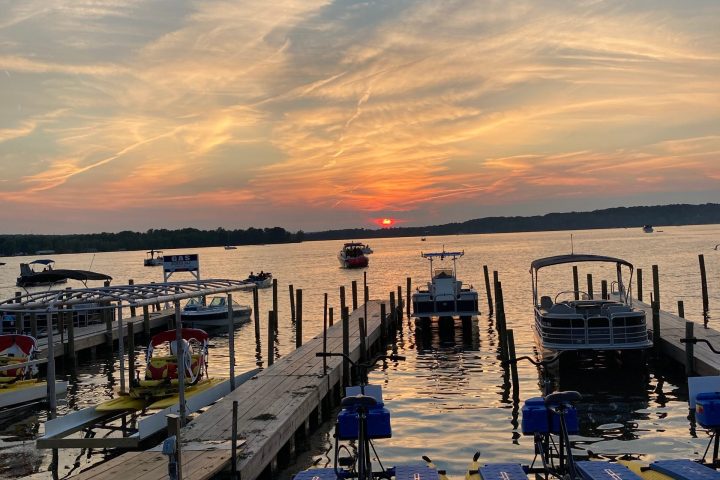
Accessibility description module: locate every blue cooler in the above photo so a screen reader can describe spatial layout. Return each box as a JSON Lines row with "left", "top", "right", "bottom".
{"left": 696, "top": 392, "right": 720, "bottom": 429}
{"left": 521, "top": 397, "right": 578, "bottom": 435}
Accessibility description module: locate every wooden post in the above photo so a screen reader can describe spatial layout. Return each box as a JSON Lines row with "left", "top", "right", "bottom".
{"left": 572, "top": 266, "right": 580, "bottom": 300}
{"left": 507, "top": 329, "right": 519, "bottom": 399}
{"left": 700, "top": 254, "right": 710, "bottom": 328}
{"left": 637, "top": 268, "right": 644, "bottom": 302}
{"left": 289, "top": 285, "right": 296, "bottom": 323}
{"left": 652, "top": 300, "right": 661, "bottom": 357}
{"left": 105, "top": 305, "right": 113, "bottom": 347}
{"left": 601, "top": 280, "right": 608, "bottom": 300}
{"left": 267, "top": 311, "right": 274, "bottom": 367}
{"left": 340, "top": 286, "right": 346, "bottom": 314}
{"left": 167, "top": 414, "right": 183, "bottom": 480}
{"left": 173, "top": 299, "right": 186, "bottom": 424}
{"left": 364, "top": 272, "right": 369, "bottom": 336}
{"left": 272, "top": 278, "right": 278, "bottom": 323}
{"left": 380, "top": 302, "right": 387, "bottom": 345}
{"left": 342, "top": 307, "right": 350, "bottom": 386}
{"left": 678, "top": 300, "right": 685, "bottom": 319}
{"left": 685, "top": 320, "right": 694, "bottom": 376}
{"left": 358, "top": 317, "right": 366, "bottom": 362}
{"left": 66, "top": 310, "right": 76, "bottom": 362}
{"left": 231, "top": 400, "right": 239, "bottom": 477}
{"left": 128, "top": 279, "right": 136, "bottom": 318}
{"left": 397, "top": 285, "right": 402, "bottom": 314}
{"left": 296, "top": 289, "right": 303, "bottom": 348}
{"left": 253, "top": 287, "right": 260, "bottom": 338}
{"left": 389, "top": 292, "right": 396, "bottom": 330}
{"left": 652, "top": 264, "right": 660, "bottom": 308}
{"left": 228, "top": 294, "right": 236, "bottom": 391}
{"left": 496, "top": 281, "right": 508, "bottom": 361}
{"left": 30, "top": 312, "right": 38, "bottom": 339}
{"left": 351, "top": 281, "right": 358, "bottom": 311}
{"left": 127, "top": 321, "right": 135, "bottom": 388}
{"left": 46, "top": 309, "right": 57, "bottom": 419}
{"left": 322, "top": 294, "right": 328, "bottom": 374}
{"left": 142, "top": 305, "right": 150, "bottom": 334}
{"left": 116, "top": 305, "right": 126, "bottom": 394}
{"left": 586, "top": 274, "right": 594, "bottom": 299}
{"left": 329, "top": 307, "right": 334, "bottom": 327}
{"left": 406, "top": 277, "right": 411, "bottom": 318}
{"left": 483, "top": 265, "right": 494, "bottom": 316}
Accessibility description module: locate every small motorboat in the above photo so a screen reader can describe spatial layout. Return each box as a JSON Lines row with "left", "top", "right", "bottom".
{"left": 16, "top": 260, "right": 112, "bottom": 288}
{"left": 338, "top": 242, "right": 369, "bottom": 269}
{"left": 642, "top": 225, "right": 654, "bottom": 233}
{"left": 224, "top": 245, "right": 237, "bottom": 250}
{"left": 97, "top": 328, "right": 223, "bottom": 411}
{"left": 412, "top": 249, "right": 479, "bottom": 320}
{"left": 0, "top": 334, "right": 68, "bottom": 409}
{"left": 245, "top": 271, "right": 272, "bottom": 288}
{"left": 181, "top": 296, "right": 252, "bottom": 328}
{"left": 143, "top": 250, "right": 163, "bottom": 266}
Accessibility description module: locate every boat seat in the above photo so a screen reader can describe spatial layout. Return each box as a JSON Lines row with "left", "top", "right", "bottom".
{"left": 479, "top": 463, "right": 528, "bottom": 480}
{"left": 341, "top": 394, "right": 378, "bottom": 410}
{"left": 545, "top": 390, "right": 582, "bottom": 406}
{"left": 293, "top": 468, "right": 338, "bottom": 480}
{"left": 0, "top": 356, "right": 27, "bottom": 378}
{"left": 549, "top": 303, "right": 575, "bottom": 314}
{"left": 576, "top": 461, "right": 642, "bottom": 480}
{"left": 395, "top": 464, "right": 441, "bottom": 480}
{"left": 649, "top": 460, "right": 720, "bottom": 480}
{"left": 540, "top": 296, "right": 554, "bottom": 311}
{"left": 145, "top": 355, "right": 202, "bottom": 381}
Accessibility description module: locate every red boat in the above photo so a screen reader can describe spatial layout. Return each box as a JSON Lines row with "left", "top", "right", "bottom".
{"left": 338, "top": 242, "right": 369, "bottom": 269}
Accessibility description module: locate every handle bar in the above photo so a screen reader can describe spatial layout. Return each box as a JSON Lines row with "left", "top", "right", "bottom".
{"left": 681, "top": 338, "right": 720, "bottom": 355}
{"left": 502, "top": 351, "right": 564, "bottom": 368}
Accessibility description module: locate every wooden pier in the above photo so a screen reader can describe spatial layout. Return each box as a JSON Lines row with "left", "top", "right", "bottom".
{"left": 71, "top": 299, "right": 393, "bottom": 480}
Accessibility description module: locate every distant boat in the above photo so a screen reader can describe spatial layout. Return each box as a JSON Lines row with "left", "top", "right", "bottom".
{"left": 144, "top": 250, "right": 163, "bottom": 267}
{"left": 245, "top": 271, "right": 272, "bottom": 288}
{"left": 181, "top": 297, "right": 252, "bottom": 328}
{"left": 338, "top": 242, "right": 369, "bottom": 269}
{"left": 16, "top": 259, "right": 112, "bottom": 288}
{"left": 421, "top": 237, "right": 426, "bottom": 242}
{"left": 642, "top": 225, "right": 654, "bottom": 233}
{"left": 224, "top": 245, "right": 237, "bottom": 250}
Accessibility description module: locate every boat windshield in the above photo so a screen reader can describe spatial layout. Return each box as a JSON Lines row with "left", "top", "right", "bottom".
{"left": 209, "top": 297, "right": 226, "bottom": 307}
{"left": 433, "top": 268, "right": 454, "bottom": 278}
{"left": 186, "top": 298, "right": 202, "bottom": 307}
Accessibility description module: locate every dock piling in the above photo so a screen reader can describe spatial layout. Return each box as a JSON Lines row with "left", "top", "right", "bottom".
{"left": 128, "top": 280, "right": 136, "bottom": 317}
{"left": 329, "top": 307, "right": 334, "bottom": 327}
{"left": 406, "top": 277, "right": 411, "bottom": 317}
{"left": 685, "top": 320, "right": 694, "bottom": 376}
{"left": 700, "top": 254, "right": 710, "bottom": 328}
{"left": 46, "top": 309, "right": 57, "bottom": 419}
{"left": 389, "top": 292, "right": 396, "bottom": 330}
{"left": 572, "top": 266, "right": 580, "bottom": 300}
{"left": 359, "top": 317, "right": 366, "bottom": 362}
{"left": 104, "top": 306, "right": 113, "bottom": 346}
{"left": 652, "top": 300, "right": 661, "bottom": 357}
{"left": 296, "top": 289, "right": 303, "bottom": 348}
{"left": 231, "top": 400, "right": 239, "bottom": 478}
{"left": 586, "top": 274, "right": 594, "bottom": 299}
{"left": 351, "top": 281, "right": 358, "bottom": 311}
{"left": 228, "top": 294, "right": 236, "bottom": 391}
{"left": 167, "top": 414, "right": 183, "bottom": 480}
{"left": 364, "top": 272, "right": 368, "bottom": 335}
{"left": 340, "top": 286, "right": 346, "bottom": 314}
{"left": 601, "top": 280, "right": 608, "bottom": 300}
{"left": 380, "top": 303, "right": 387, "bottom": 345}
{"left": 637, "top": 268, "right": 644, "bottom": 302}
{"left": 322, "top": 294, "right": 328, "bottom": 374}
{"left": 289, "top": 285, "right": 296, "bottom": 323}
{"left": 678, "top": 300, "right": 685, "bottom": 319}
{"left": 272, "top": 279, "right": 278, "bottom": 323}
{"left": 483, "top": 265, "right": 493, "bottom": 316}
{"left": 30, "top": 312, "right": 38, "bottom": 339}
{"left": 342, "top": 307, "right": 350, "bottom": 386}
{"left": 253, "top": 287, "right": 260, "bottom": 338}
{"left": 267, "top": 311, "right": 274, "bottom": 367}
{"left": 652, "top": 264, "right": 660, "bottom": 308}
{"left": 66, "top": 309, "right": 76, "bottom": 363}
{"left": 142, "top": 305, "right": 150, "bottom": 334}
{"left": 128, "top": 321, "right": 135, "bottom": 388}
{"left": 173, "top": 300, "right": 186, "bottom": 424}
{"left": 507, "top": 329, "right": 519, "bottom": 399}
{"left": 117, "top": 304, "right": 126, "bottom": 395}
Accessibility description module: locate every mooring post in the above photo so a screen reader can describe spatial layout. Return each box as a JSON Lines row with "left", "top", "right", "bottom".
{"left": 652, "top": 264, "right": 660, "bottom": 308}
{"left": 678, "top": 300, "right": 685, "bottom": 319}
{"left": 322, "top": 293, "right": 328, "bottom": 374}
{"left": 231, "top": 400, "right": 239, "bottom": 477}
{"left": 496, "top": 282, "right": 508, "bottom": 361}
{"left": 586, "top": 274, "right": 594, "bottom": 299}
{"left": 483, "top": 265, "right": 494, "bottom": 316}
{"left": 351, "top": 281, "right": 358, "bottom": 311}
{"left": 272, "top": 278, "right": 278, "bottom": 322}
{"left": 167, "top": 414, "right": 183, "bottom": 480}
{"left": 117, "top": 304, "right": 126, "bottom": 394}
{"left": 142, "top": 304, "right": 150, "bottom": 334}
{"left": 637, "top": 268, "right": 644, "bottom": 302}
{"left": 46, "top": 308, "right": 57, "bottom": 420}
{"left": 601, "top": 280, "right": 608, "bottom": 300}
{"left": 329, "top": 306, "right": 334, "bottom": 327}
{"left": 380, "top": 302, "right": 387, "bottom": 345}
{"left": 406, "top": 277, "right": 412, "bottom": 318}
{"left": 104, "top": 305, "right": 113, "bottom": 347}
{"left": 397, "top": 285, "right": 402, "bottom": 314}
{"left": 364, "top": 272, "right": 369, "bottom": 335}
{"left": 359, "top": 317, "right": 367, "bottom": 362}
{"left": 652, "top": 300, "right": 661, "bottom": 357}
{"left": 507, "top": 329, "right": 519, "bottom": 399}
{"left": 296, "top": 289, "right": 303, "bottom": 348}
{"left": 289, "top": 284, "right": 296, "bottom": 323}
{"left": 127, "top": 321, "right": 135, "bottom": 389}
{"left": 700, "top": 254, "right": 710, "bottom": 328}
{"left": 340, "top": 285, "right": 346, "bottom": 314}
{"left": 685, "top": 320, "right": 694, "bottom": 376}
{"left": 389, "top": 292, "right": 396, "bottom": 330}
{"left": 128, "top": 279, "right": 136, "bottom": 317}
{"left": 342, "top": 307, "right": 350, "bottom": 386}
{"left": 66, "top": 309, "right": 76, "bottom": 363}
{"left": 572, "top": 266, "right": 580, "bottom": 301}
{"left": 267, "top": 311, "right": 274, "bottom": 367}
{"left": 253, "top": 287, "right": 260, "bottom": 338}
{"left": 173, "top": 299, "right": 186, "bottom": 424}
{"left": 228, "top": 293, "right": 236, "bottom": 391}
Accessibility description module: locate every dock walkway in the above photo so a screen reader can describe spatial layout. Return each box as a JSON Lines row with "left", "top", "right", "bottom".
{"left": 71, "top": 300, "right": 389, "bottom": 480}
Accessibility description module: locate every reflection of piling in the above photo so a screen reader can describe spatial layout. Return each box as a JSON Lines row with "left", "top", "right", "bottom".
{"left": 406, "top": 277, "right": 411, "bottom": 318}
{"left": 507, "top": 329, "right": 519, "bottom": 400}
{"left": 573, "top": 266, "right": 580, "bottom": 300}
{"left": 295, "top": 289, "right": 303, "bottom": 348}
{"left": 700, "top": 254, "right": 710, "bottom": 328}
{"left": 685, "top": 320, "right": 694, "bottom": 376}
{"left": 483, "top": 265, "right": 493, "bottom": 316}
{"left": 637, "top": 268, "right": 644, "bottom": 302}
{"left": 267, "top": 311, "right": 274, "bottom": 367}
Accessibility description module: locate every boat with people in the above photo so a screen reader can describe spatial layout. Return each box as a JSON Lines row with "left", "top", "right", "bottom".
{"left": 245, "top": 271, "right": 272, "bottom": 288}
{"left": 338, "top": 242, "right": 369, "bottom": 268}
{"left": 0, "top": 334, "right": 68, "bottom": 408}
{"left": 411, "top": 249, "right": 479, "bottom": 320}
{"left": 643, "top": 225, "right": 654, "bottom": 233}
{"left": 143, "top": 249, "right": 163, "bottom": 266}
{"left": 530, "top": 254, "right": 652, "bottom": 364}
{"left": 96, "top": 328, "right": 222, "bottom": 411}
{"left": 180, "top": 296, "right": 252, "bottom": 328}
{"left": 16, "top": 260, "right": 112, "bottom": 288}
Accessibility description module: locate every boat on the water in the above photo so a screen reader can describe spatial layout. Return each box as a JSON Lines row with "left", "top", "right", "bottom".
{"left": 97, "top": 328, "right": 222, "bottom": 411}
{"left": 411, "top": 249, "right": 479, "bottom": 320}
{"left": 181, "top": 296, "right": 252, "bottom": 327}
{"left": 16, "top": 260, "right": 112, "bottom": 288}
{"left": 530, "top": 254, "right": 651, "bottom": 363}
{"left": 642, "top": 225, "right": 654, "bottom": 233}
{"left": 143, "top": 249, "right": 163, "bottom": 266}
{"left": 224, "top": 245, "right": 237, "bottom": 250}
{"left": 338, "top": 242, "right": 369, "bottom": 268}
{"left": 245, "top": 271, "right": 272, "bottom": 288}
{"left": 0, "top": 334, "right": 68, "bottom": 409}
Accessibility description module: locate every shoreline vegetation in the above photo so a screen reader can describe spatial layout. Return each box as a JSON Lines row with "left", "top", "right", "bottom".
{"left": 1, "top": 203, "right": 719, "bottom": 256}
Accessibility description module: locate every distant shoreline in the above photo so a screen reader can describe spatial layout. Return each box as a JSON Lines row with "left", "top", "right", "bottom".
{"left": 1, "top": 203, "right": 718, "bottom": 256}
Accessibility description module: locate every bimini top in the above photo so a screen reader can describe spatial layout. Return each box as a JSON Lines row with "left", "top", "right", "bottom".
{"left": 29, "top": 259, "right": 55, "bottom": 265}
{"left": 421, "top": 251, "right": 464, "bottom": 259}
{"left": 22, "top": 269, "right": 113, "bottom": 283}
{"left": 530, "top": 254, "right": 633, "bottom": 272}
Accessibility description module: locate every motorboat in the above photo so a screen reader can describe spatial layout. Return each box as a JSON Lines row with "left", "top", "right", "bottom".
{"left": 530, "top": 254, "right": 652, "bottom": 361}
{"left": 224, "top": 245, "right": 237, "bottom": 250}
{"left": 411, "top": 250, "right": 479, "bottom": 320}
{"left": 16, "top": 260, "right": 112, "bottom": 288}
{"left": 338, "top": 242, "right": 369, "bottom": 269}
{"left": 642, "top": 225, "right": 654, "bottom": 233}
{"left": 245, "top": 271, "right": 272, "bottom": 288}
{"left": 0, "top": 334, "right": 68, "bottom": 408}
{"left": 181, "top": 296, "right": 252, "bottom": 328}
{"left": 144, "top": 250, "right": 163, "bottom": 266}
{"left": 96, "top": 328, "right": 224, "bottom": 411}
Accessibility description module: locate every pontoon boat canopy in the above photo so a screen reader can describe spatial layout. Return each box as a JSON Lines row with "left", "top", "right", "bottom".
{"left": 29, "top": 259, "right": 55, "bottom": 265}
{"left": 530, "top": 254, "right": 633, "bottom": 272}
{"left": 23, "top": 269, "right": 113, "bottom": 283}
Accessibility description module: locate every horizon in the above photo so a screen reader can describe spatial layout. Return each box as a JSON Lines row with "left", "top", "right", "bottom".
{"left": 1, "top": 1, "right": 719, "bottom": 234}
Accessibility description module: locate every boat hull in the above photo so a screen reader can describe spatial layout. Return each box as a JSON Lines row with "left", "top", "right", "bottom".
{"left": 181, "top": 306, "right": 252, "bottom": 327}
{"left": 338, "top": 254, "right": 369, "bottom": 268}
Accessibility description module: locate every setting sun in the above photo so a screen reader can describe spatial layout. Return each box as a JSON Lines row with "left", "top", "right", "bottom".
{"left": 382, "top": 218, "right": 393, "bottom": 226}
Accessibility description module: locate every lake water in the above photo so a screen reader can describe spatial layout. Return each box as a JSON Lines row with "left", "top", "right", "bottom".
{"left": 0, "top": 225, "right": 719, "bottom": 479}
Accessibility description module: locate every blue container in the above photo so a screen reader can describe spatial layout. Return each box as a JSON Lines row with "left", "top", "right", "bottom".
{"left": 521, "top": 397, "right": 578, "bottom": 435}
{"left": 696, "top": 392, "right": 720, "bottom": 428}
{"left": 337, "top": 406, "right": 392, "bottom": 440}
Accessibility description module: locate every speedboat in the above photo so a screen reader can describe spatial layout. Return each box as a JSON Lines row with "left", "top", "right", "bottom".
{"left": 642, "top": 225, "right": 654, "bottom": 233}
{"left": 411, "top": 250, "right": 479, "bottom": 320}
{"left": 96, "top": 328, "right": 223, "bottom": 411}
{"left": 530, "top": 254, "right": 651, "bottom": 362}
{"left": 245, "top": 271, "right": 272, "bottom": 288}
{"left": 143, "top": 250, "right": 163, "bottom": 266}
{"left": 181, "top": 296, "right": 252, "bottom": 327}
{"left": 338, "top": 242, "right": 369, "bottom": 268}
{"left": 0, "top": 334, "right": 68, "bottom": 408}
{"left": 16, "top": 260, "right": 112, "bottom": 288}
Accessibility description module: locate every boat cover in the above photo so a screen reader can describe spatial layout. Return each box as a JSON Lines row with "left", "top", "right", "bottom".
{"left": 480, "top": 463, "right": 528, "bottom": 480}
{"left": 531, "top": 254, "right": 634, "bottom": 272}
{"left": 20, "top": 269, "right": 112, "bottom": 283}
{"left": 29, "top": 259, "right": 55, "bottom": 265}
{"left": 576, "top": 461, "right": 642, "bottom": 480}
{"left": 649, "top": 460, "right": 720, "bottom": 480}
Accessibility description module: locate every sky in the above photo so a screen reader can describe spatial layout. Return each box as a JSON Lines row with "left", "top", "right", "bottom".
{"left": 0, "top": 0, "right": 719, "bottom": 234}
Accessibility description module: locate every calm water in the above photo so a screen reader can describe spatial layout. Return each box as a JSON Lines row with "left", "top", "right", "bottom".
{"left": 0, "top": 225, "right": 719, "bottom": 479}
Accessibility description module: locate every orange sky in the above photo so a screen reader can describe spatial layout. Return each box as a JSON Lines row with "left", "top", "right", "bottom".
{"left": 0, "top": 1, "right": 719, "bottom": 233}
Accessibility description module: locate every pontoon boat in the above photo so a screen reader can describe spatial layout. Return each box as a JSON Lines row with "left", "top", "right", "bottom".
{"left": 144, "top": 250, "right": 163, "bottom": 266}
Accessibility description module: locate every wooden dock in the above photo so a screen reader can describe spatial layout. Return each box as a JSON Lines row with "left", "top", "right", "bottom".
{"left": 71, "top": 300, "right": 392, "bottom": 480}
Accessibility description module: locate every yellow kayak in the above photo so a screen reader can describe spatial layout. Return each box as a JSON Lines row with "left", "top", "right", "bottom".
{"left": 617, "top": 460, "right": 674, "bottom": 480}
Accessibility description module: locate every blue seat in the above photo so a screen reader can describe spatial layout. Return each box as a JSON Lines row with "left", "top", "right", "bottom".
{"left": 479, "top": 463, "right": 527, "bottom": 480}
{"left": 650, "top": 460, "right": 720, "bottom": 480}
{"left": 394, "top": 464, "right": 440, "bottom": 479}
{"left": 576, "top": 461, "right": 642, "bottom": 480}
{"left": 293, "top": 468, "right": 337, "bottom": 479}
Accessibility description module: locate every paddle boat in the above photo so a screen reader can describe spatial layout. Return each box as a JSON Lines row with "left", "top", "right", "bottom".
{"left": 411, "top": 249, "right": 479, "bottom": 321}
{"left": 245, "top": 271, "right": 272, "bottom": 288}
{"left": 181, "top": 296, "right": 252, "bottom": 328}
{"left": 97, "top": 328, "right": 223, "bottom": 411}
{"left": 338, "top": 242, "right": 369, "bottom": 268}
{"left": 143, "top": 249, "right": 163, "bottom": 266}
{"left": 530, "top": 254, "right": 651, "bottom": 365}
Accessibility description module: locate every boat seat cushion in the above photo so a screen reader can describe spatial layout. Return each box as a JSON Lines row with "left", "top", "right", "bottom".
{"left": 145, "top": 355, "right": 202, "bottom": 381}
{"left": 480, "top": 463, "right": 528, "bottom": 480}
{"left": 0, "top": 356, "right": 27, "bottom": 378}
{"left": 549, "top": 303, "right": 575, "bottom": 314}
{"left": 540, "top": 296, "right": 553, "bottom": 310}
{"left": 576, "top": 461, "right": 642, "bottom": 480}
{"left": 650, "top": 460, "right": 720, "bottom": 480}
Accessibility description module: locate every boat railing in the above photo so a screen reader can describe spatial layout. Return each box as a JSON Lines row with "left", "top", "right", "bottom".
{"left": 538, "top": 312, "right": 649, "bottom": 347}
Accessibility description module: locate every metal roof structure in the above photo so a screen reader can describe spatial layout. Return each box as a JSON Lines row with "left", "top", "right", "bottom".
{"left": 0, "top": 279, "right": 254, "bottom": 312}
